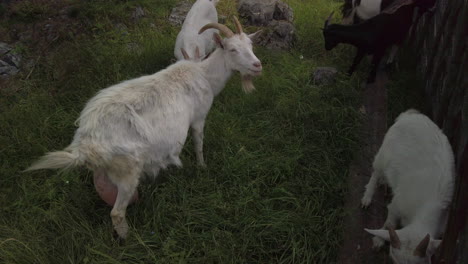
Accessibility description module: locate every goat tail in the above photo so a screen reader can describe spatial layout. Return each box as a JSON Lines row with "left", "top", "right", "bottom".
{"left": 24, "top": 148, "right": 83, "bottom": 172}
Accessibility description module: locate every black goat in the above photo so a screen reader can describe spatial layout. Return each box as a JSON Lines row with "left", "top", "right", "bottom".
{"left": 323, "top": 4, "right": 415, "bottom": 83}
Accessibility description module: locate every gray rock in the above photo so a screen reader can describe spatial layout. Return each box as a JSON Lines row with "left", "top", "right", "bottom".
{"left": 0, "top": 60, "right": 19, "bottom": 77}
{"left": 238, "top": 0, "right": 293, "bottom": 26}
{"left": 168, "top": 1, "right": 192, "bottom": 26}
{"left": 0, "top": 43, "right": 20, "bottom": 67}
{"left": 238, "top": 0, "right": 295, "bottom": 50}
{"left": 254, "top": 20, "right": 295, "bottom": 50}
{"left": 132, "top": 6, "right": 145, "bottom": 22}
{"left": 274, "top": 1, "right": 293, "bottom": 22}
{"left": 313, "top": 67, "right": 338, "bottom": 85}
{"left": 238, "top": 0, "right": 277, "bottom": 26}
{"left": 0, "top": 43, "right": 10, "bottom": 55}
{"left": 0, "top": 42, "right": 21, "bottom": 78}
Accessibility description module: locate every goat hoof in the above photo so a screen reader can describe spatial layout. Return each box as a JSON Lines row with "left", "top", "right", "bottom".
{"left": 361, "top": 196, "right": 372, "bottom": 208}
{"left": 111, "top": 214, "right": 129, "bottom": 239}
{"left": 114, "top": 224, "right": 129, "bottom": 240}
{"left": 113, "top": 229, "right": 125, "bottom": 242}
{"left": 113, "top": 231, "right": 127, "bottom": 246}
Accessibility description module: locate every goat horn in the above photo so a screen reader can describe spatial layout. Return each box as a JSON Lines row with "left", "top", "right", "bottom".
{"left": 413, "top": 234, "right": 431, "bottom": 257}
{"left": 180, "top": 48, "right": 190, "bottom": 60}
{"left": 324, "top": 11, "right": 334, "bottom": 28}
{"left": 233, "top": 16, "right": 243, "bottom": 34}
{"left": 199, "top": 23, "right": 234, "bottom": 38}
{"left": 388, "top": 227, "right": 401, "bottom": 249}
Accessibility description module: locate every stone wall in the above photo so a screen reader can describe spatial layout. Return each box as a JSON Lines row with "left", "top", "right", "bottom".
{"left": 411, "top": 0, "right": 468, "bottom": 262}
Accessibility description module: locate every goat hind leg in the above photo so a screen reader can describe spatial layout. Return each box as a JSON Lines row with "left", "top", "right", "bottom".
{"left": 191, "top": 120, "right": 206, "bottom": 167}
{"left": 109, "top": 167, "right": 141, "bottom": 239}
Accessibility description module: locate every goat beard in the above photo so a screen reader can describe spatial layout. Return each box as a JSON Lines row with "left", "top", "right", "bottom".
{"left": 241, "top": 74, "right": 255, "bottom": 93}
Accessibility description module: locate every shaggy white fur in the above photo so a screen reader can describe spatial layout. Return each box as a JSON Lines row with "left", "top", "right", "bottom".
{"left": 362, "top": 109, "right": 455, "bottom": 264}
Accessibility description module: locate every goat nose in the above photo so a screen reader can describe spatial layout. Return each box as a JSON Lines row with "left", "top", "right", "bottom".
{"left": 253, "top": 61, "right": 262, "bottom": 68}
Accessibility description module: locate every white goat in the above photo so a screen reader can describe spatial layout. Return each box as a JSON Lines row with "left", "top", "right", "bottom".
{"left": 361, "top": 109, "right": 455, "bottom": 263}
{"left": 26, "top": 17, "right": 262, "bottom": 239}
{"left": 174, "top": 0, "right": 219, "bottom": 60}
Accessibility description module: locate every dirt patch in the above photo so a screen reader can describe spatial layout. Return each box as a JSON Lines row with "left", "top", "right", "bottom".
{"left": 337, "top": 71, "right": 391, "bottom": 263}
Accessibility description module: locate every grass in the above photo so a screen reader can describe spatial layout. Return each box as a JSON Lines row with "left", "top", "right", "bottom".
{"left": 0, "top": 0, "right": 424, "bottom": 263}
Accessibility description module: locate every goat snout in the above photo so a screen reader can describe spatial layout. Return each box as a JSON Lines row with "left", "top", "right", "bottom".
{"left": 253, "top": 61, "right": 262, "bottom": 69}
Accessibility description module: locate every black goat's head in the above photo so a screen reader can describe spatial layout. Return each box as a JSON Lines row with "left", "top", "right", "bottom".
{"left": 322, "top": 12, "right": 339, "bottom": 51}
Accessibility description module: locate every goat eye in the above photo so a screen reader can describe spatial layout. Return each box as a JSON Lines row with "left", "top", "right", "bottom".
{"left": 229, "top": 49, "right": 237, "bottom": 53}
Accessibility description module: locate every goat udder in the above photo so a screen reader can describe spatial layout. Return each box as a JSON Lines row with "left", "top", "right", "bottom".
{"left": 93, "top": 170, "right": 139, "bottom": 206}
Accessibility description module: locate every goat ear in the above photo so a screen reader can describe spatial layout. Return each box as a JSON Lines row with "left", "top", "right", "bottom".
{"left": 195, "top": 46, "right": 201, "bottom": 60}
{"left": 213, "top": 33, "right": 224, "bottom": 49}
{"left": 248, "top": 30, "right": 262, "bottom": 42}
{"left": 180, "top": 48, "right": 190, "bottom": 60}
{"left": 413, "top": 234, "right": 431, "bottom": 257}
{"left": 364, "top": 228, "right": 390, "bottom": 241}
{"left": 388, "top": 227, "right": 401, "bottom": 249}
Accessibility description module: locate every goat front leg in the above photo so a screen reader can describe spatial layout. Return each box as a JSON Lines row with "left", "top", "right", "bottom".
{"left": 191, "top": 120, "right": 206, "bottom": 167}
{"left": 347, "top": 49, "right": 365, "bottom": 77}
{"left": 361, "top": 170, "right": 382, "bottom": 208}
{"left": 383, "top": 202, "right": 398, "bottom": 230}
{"left": 367, "top": 50, "right": 384, "bottom": 83}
